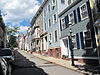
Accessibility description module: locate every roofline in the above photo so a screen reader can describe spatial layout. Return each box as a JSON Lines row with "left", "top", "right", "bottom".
{"left": 30, "top": 0, "right": 48, "bottom": 26}
{"left": 58, "top": 0, "right": 81, "bottom": 17}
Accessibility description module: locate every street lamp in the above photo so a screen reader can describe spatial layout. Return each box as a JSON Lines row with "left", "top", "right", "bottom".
{"left": 69, "top": 22, "right": 75, "bottom": 66}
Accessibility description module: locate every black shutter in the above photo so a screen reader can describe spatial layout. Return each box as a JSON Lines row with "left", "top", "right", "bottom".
{"left": 65, "top": 15, "right": 69, "bottom": 28}
{"left": 77, "top": 7, "right": 81, "bottom": 22}
{"left": 60, "top": 19, "right": 62, "bottom": 31}
{"left": 73, "top": 10, "right": 77, "bottom": 24}
{"left": 86, "top": 0, "right": 92, "bottom": 19}
{"left": 76, "top": 33, "right": 80, "bottom": 49}
{"left": 91, "top": 28, "right": 97, "bottom": 48}
{"left": 80, "top": 32, "right": 84, "bottom": 49}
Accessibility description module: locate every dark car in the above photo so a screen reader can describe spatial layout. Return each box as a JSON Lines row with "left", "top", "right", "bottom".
{"left": 0, "top": 48, "right": 14, "bottom": 62}
{"left": 0, "top": 57, "right": 11, "bottom": 75}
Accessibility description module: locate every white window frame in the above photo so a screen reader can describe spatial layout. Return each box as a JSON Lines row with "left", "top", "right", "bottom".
{"left": 53, "top": 14, "right": 57, "bottom": 24}
{"left": 44, "top": 9, "right": 46, "bottom": 16}
{"left": 71, "top": 34, "right": 77, "bottom": 49}
{"left": 52, "top": 0, "right": 56, "bottom": 5}
{"left": 69, "top": 12, "right": 75, "bottom": 25}
{"left": 61, "top": 17, "right": 66, "bottom": 30}
{"left": 49, "top": 33, "right": 52, "bottom": 44}
{"left": 67, "top": 0, "right": 73, "bottom": 6}
{"left": 62, "top": 37, "right": 69, "bottom": 48}
{"left": 83, "top": 30, "right": 93, "bottom": 49}
{"left": 48, "top": 4, "right": 51, "bottom": 12}
{"left": 80, "top": 3, "right": 88, "bottom": 20}
{"left": 48, "top": 18, "right": 51, "bottom": 27}
{"left": 52, "top": 0, "right": 56, "bottom": 10}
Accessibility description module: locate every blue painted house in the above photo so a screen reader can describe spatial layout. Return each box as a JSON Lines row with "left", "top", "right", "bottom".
{"left": 59, "top": 0, "right": 98, "bottom": 64}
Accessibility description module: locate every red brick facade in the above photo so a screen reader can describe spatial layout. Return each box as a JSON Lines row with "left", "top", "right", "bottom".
{"left": 48, "top": 47, "right": 61, "bottom": 58}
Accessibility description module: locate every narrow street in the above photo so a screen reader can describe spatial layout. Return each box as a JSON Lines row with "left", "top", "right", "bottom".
{"left": 11, "top": 50, "right": 82, "bottom": 75}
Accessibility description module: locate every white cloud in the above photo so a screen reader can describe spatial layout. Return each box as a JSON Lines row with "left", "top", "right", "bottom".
{"left": 18, "top": 26, "right": 29, "bottom": 34}
{"left": 0, "top": 0, "right": 40, "bottom": 30}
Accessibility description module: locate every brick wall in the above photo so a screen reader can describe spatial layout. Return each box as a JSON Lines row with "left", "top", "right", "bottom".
{"left": 48, "top": 47, "right": 61, "bottom": 58}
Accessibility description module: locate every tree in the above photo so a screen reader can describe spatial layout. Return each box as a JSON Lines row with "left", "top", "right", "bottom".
{"left": 7, "top": 27, "right": 19, "bottom": 47}
{"left": 9, "top": 35, "right": 18, "bottom": 47}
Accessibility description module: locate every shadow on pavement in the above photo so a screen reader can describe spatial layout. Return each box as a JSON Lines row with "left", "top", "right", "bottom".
{"left": 11, "top": 50, "right": 48, "bottom": 75}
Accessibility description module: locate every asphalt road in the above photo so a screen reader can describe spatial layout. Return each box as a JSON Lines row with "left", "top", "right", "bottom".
{"left": 11, "top": 50, "right": 82, "bottom": 75}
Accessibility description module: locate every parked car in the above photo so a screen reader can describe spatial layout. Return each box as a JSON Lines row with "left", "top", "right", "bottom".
{"left": 0, "top": 48, "right": 14, "bottom": 62}
{"left": 0, "top": 57, "right": 11, "bottom": 75}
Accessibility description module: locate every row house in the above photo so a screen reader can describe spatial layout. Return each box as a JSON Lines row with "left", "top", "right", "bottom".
{"left": 31, "top": 0, "right": 62, "bottom": 57}
{"left": 58, "top": 0, "right": 99, "bottom": 64}
{"left": 24, "top": 27, "right": 32, "bottom": 51}
{"left": 42, "top": 0, "right": 61, "bottom": 58}
{"left": 31, "top": 7, "right": 43, "bottom": 53}
{"left": 29, "top": 0, "right": 100, "bottom": 65}
{"left": 0, "top": 10, "right": 6, "bottom": 48}
{"left": 18, "top": 34, "right": 25, "bottom": 50}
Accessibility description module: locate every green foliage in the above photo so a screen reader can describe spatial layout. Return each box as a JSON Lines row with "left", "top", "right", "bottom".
{"left": 7, "top": 27, "right": 19, "bottom": 47}
{"left": 9, "top": 35, "right": 18, "bottom": 47}
{"left": 7, "top": 27, "right": 19, "bottom": 35}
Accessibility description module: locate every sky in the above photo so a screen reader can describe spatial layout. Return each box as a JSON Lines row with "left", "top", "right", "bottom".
{"left": 0, "top": 0, "right": 43, "bottom": 34}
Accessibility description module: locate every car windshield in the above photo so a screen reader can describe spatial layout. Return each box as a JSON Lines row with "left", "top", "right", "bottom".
{"left": 0, "top": 50, "right": 12, "bottom": 56}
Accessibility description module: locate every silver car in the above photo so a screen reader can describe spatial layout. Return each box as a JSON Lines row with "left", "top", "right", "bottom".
{"left": 0, "top": 48, "right": 14, "bottom": 62}
{"left": 0, "top": 57, "right": 11, "bottom": 75}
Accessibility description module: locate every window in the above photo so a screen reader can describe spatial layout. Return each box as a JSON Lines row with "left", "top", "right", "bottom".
{"left": 80, "top": 3, "right": 88, "bottom": 20}
{"left": 52, "top": 0, "right": 56, "bottom": 10}
{"left": 62, "top": 38, "right": 68, "bottom": 48}
{"left": 61, "top": 0, "right": 65, "bottom": 4}
{"left": 49, "top": 33, "right": 52, "bottom": 45}
{"left": 45, "top": 23, "right": 46, "bottom": 30}
{"left": 44, "top": 9, "right": 46, "bottom": 16}
{"left": 84, "top": 31, "right": 92, "bottom": 48}
{"left": 49, "top": 19, "right": 51, "bottom": 27}
{"left": 61, "top": 17, "right": 66, "bottom": 29}
{"left": 55, "top": 30, "right": 57, "bottom": 42}
{"left": 72, "top": 35, "right": 77, "bottom": 49}
{"left": 48, "top": 5, "right": 50, "bottom": 12}
{"left": 67, "top": 0, "right": 72, "bottom": 5}
{"left": 69, "top": 12, "right": 74, "bottom": 25}
{"left": 53, "top": 14, "right": 57, "bottom": 24}
{"left": 56, "top": 48, "right": 59, "bottom": 57}
{"left": 52, "top": 0, "right": 56, "bottom": 4}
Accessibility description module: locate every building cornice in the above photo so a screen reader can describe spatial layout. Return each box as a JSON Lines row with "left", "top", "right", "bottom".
{"left": 30, "top": 0, "right": 48, "bottom": 26}
{"left": 58, "top": 0, "right": 81, "bottom": 17}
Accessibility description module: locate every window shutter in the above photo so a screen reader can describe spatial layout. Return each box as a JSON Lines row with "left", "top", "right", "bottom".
{"left": 65, "top": 15, "right": 69, "bottom": 28}
{"left": 86, "top": 0, "right": 92, "bottom": 19}
{"left": 80, "top": 32, "right": 84, "bottom": 49}
{"left": 73, "top": 10, "right": 77, "bottom": 24}
{"left": 77, "top": 7, "right": 81, "bottom": 22}
{"left": 76, "top": 33, "right": 80, "bottom": 49}
{"left": 68, "top": 36, "right": 72, "bottom": 50}
{"left": 90, "top": 28, "right": 97, "bottom": 48}
{"left": 60, "top": 19, "right": 62, "bottom": 31}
